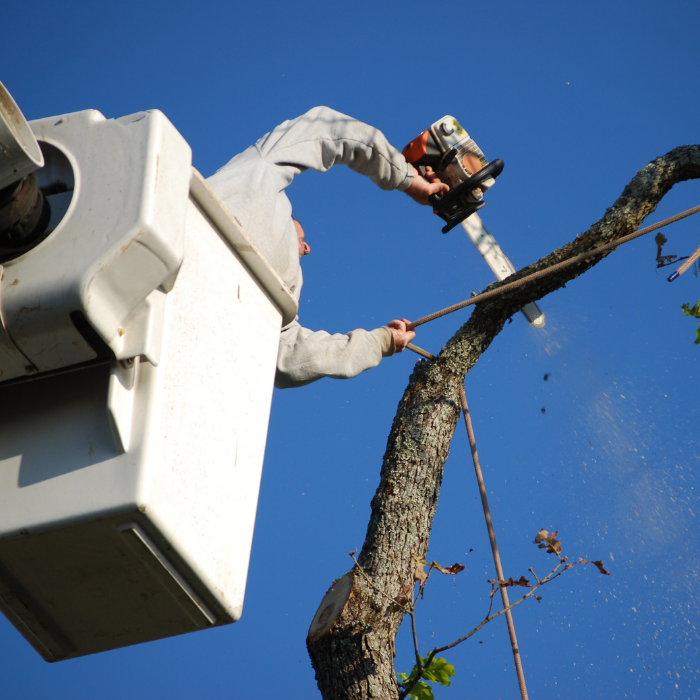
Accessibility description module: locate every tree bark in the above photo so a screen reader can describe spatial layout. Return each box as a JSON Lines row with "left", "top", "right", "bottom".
{"left": 307, "top": 145, "right": 700, "bottom": 699}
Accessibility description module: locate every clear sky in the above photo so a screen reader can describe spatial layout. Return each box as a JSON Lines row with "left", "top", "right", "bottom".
{"left": 1, "top": 1, "right": 699, "bottom": 698}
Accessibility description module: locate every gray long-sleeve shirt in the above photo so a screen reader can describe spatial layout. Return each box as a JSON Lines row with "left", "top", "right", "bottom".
{"left": 207, "top": 106, "right": 414, "bottom": 388}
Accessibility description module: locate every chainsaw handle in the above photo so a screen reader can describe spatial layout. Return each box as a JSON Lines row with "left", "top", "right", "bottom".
{"left": 428, "top": 192, "right": 442, "bottom": 207}
{"left": 429, "top": 158, "right": 505, "bottom": 209}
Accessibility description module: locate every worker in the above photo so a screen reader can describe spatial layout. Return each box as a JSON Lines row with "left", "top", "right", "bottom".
{"left": 207, "top": 106, "right": 448, "bottom": 388}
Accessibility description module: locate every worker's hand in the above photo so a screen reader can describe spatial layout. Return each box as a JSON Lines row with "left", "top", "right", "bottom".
{"left": 388, "top": 319, "right": 416, "bottom": 353}
{"left": 405, "top": 166, "right": 450, "bottom": 206}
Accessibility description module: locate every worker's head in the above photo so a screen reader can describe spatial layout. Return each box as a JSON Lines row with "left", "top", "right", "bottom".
{"left": 293, "top": 218, "right": 310, "bottom": 259}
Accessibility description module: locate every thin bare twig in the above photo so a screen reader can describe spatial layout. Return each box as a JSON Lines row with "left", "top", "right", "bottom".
{"left": 399, "top": 556, "right": 578, "bottom": 700}
{"left": 410, "top": 612, "right": 420, "bottom": 667}
{"left": 486, "top": 584, "right": 497, "bottom": 618}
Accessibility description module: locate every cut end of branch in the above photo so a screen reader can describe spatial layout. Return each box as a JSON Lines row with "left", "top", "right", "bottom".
{"left": 307, "top": 572, "right": 354, "bottom": 642}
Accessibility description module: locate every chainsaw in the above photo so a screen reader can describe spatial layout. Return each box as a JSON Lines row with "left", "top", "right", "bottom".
{"left": 403, "top": 116, "right": 545, "bottom": 328}
{"left": 402, "top": 115, "right": 504, "bottom": 233}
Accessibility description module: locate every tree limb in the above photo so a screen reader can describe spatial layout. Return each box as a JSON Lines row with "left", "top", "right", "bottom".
{"left": 307, "top": 145, "right": 700, "bottom": 700}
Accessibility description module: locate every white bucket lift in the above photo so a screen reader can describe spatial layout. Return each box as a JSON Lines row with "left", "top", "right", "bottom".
{"left": 0, "top": 86, "right": 297, "bottom": 661}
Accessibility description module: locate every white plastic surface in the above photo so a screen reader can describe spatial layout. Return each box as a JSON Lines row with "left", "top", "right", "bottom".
{"left": 0, "top": 187, "right": 286, "bottom": 659}
{"left": 0, "top": 102, "right": 298, "bottom": 659}
{"left": 0, "top": 109, "right": 192, "bottom": 380}
{"left": 462, "top": 213, "right": 545, "bottom": 328}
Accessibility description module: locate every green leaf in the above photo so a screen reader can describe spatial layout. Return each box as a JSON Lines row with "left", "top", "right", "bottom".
{"left": 419, "top": 655, "right": 455, "bottom": 687}
{"left": 398, "top": 672, "right": 434, "bottom": 700}
{"left": 681, "top": 301, "right": 700, "bottom": 318}
{"left": 681, "top": 302, "right": 700, "bottom": 344}
{"left": 407, "top": 681, "right": 434, "bottom": 700}
{"left": 399, "top": 654, "right": 455, "bottom": 699}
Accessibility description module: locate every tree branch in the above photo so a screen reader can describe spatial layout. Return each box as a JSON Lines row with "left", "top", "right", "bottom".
{"left": 307, "top": 145, "right": 700, "bottom": 700}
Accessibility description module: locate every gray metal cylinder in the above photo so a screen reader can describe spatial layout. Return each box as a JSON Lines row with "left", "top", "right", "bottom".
{"left": 0, "top": 82, "right": 44, "bottom": 190}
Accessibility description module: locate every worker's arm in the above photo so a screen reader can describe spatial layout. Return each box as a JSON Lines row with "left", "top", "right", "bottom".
{"left": 256, "top": 109, "right": 447, "bottom": 201}
{"left": 208, "top": 107, "right": 417, "bottom": 295}
{"left": 275, "top": 317, "right": 416, "bottom": 389}
{"left": 275, "top": 321, "right": 397, "bottom": 389}
{"left": 255, "top": 106, "right": 418, "bottom": 192}
{"left": 207, "top": 108, "right": 448, "bottom": 295}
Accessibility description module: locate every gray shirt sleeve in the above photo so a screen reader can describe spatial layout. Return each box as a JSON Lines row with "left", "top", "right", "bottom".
{"left": 255, "top": 105, "right": 416, "bottom": 192}
{"left": 207, "top": 107, "right": 416, "bottom": 295}
{"left": 275, "top": 321, "right": 395, "bottom": 389}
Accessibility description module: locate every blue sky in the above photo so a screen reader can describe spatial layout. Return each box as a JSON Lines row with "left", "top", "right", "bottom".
{"left": 2, "top": 1, "right": 699, "bottom": 698}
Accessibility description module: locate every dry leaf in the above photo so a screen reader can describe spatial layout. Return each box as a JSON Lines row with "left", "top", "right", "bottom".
{"left": 434, "top": 562, "right": 465, "bottom": 575}
{"left": 388, "top": 583, "right": 413, "bottom": 614}
{"left": 414, "top": 565, "right": 428, "bottom": 586}
{"left": 535, "top": 529, "right": 562, "bottom": 555}
{"left": 578, "top": 558, "right": 611, "bottom": 576}
{"left": 487, "top": 575, "right": 531, "bottom": 595}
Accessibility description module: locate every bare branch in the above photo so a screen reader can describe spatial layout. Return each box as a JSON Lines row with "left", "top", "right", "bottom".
{"left": 399, "top": 556, "right": 574, "bottom": 700}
